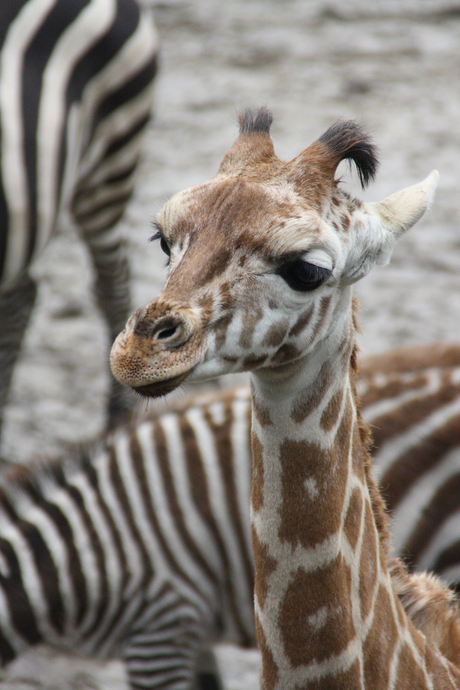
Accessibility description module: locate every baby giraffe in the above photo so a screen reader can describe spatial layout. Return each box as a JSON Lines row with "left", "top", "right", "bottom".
{"left": 111, "top": 108, "right": 460, "bottom": 689}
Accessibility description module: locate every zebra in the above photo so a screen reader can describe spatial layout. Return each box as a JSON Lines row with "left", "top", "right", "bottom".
{"left": 358, "top": 342, "right": 460, "bottom": 588}
{"left": 0, "top": 385, "right": 255, "bottom": 690}
{"left": 0, "top": 0, "right": 159, "bottom": 443}
{"left": 0, "top": 342, "right": 459, "bottom": 689}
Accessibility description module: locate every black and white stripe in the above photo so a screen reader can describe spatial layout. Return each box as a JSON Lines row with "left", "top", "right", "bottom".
{"left": 358, "top": 343, "right": 460, "bottom": 591}
{"left": 0, "top": 0, "right": 158, "bottom": 436}
{"left": 0, "top": 387, "right": 254, "bottom": 689}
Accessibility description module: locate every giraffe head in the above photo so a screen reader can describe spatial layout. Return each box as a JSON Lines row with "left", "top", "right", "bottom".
{"left": 110, "top": 108, "right": 438, "bottom": 397}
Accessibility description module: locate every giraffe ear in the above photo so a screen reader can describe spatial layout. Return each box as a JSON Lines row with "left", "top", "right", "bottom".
{"left": 341, "top": 170, "right": 439, "bottom": 285}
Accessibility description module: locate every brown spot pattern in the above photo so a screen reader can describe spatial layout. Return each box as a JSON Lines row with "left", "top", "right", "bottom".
{"left": 393, "top": 642, "right": 429, "bottom": 689}
{"left": 212, "top": 312, "right": 233, "bottom": 352}
{"left": 288, "top": 305, "right": 314, "bottom": 338}
{"left": 291, "top": 361, "right": 334, "bottom": 424}
{"left": 278, "top": 403, "right": 352, "bottom": 548}
{"left": 351, "top": 420, "right": 366, "bottom": 483}
{"left": 320, "top": 387, "right": 344, "bottom": 431}
{"left": 239, "top": 306, "right": 264, "bottom": 349}
{"left": 251, "top": 389, "right": 272, "bottom": 427}
{"left": 297, "top": 660, "right": 362, "bottom": 690}
{"left": 261, "top": 318, "right": 290, "bottom": 348}
{"left": 362, "top": 584, "right": 398, "bottom": 687}
{"left": 252, "top": 526, "right": 277, "bottom": 611}
{"left": 196, "top": 292, "right": 214, "bottom": 317}
{"left": 269, "top": 342, "right": 301, "bottom": 365}
{"left": 340, "top": 212, "right": 351, "bottom": 232}
{"left": 343, "top": 486, "right": 363, "bottom": 552}
{"left": 310, "top": 294, "right": 332, "bottom": 342}
{"left": 358, "top": 502, "right": 379, "bottom": 622}
{"left": 425, "top": 646, "right": 460, "bottom": 687}
{"left": 242, "top": 354, "right": 269, "bottom": 370}
{"left": 220, "top": 355, "right": 238, "bottom": 365}
{"left": 251, "top": 433, "right": 265, "bottom": 512}
{"left": 278, "top": 559, "right": 355, "bottom": 667}
{"left": 255, "top": 612, "right": 279, "bottom": 690}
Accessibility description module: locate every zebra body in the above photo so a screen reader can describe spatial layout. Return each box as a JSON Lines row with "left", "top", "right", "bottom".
{"left": 0, "top": 343, "right": 459, "bottom": 688}
{"left": 0, "top": 386, "right": 255, "bottom": 689}
{"left": 359, "top": 342, "right": 460, "bottom": 588}
{"left": 0, "top": 0, "right": 158, "bottom": 437}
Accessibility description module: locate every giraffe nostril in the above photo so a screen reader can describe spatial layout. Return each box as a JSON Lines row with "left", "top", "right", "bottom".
{"left": 149, "top": 313, "right": 193, "bottom": 347}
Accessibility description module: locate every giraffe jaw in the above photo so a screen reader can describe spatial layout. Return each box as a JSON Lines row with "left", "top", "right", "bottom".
{"left": 132, "top": 371, "right": 192, "bottom": 398}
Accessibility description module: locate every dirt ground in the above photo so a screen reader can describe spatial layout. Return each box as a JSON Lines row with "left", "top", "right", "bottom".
{"left": 2, "top": 0, "right": 460, "bottom": 687}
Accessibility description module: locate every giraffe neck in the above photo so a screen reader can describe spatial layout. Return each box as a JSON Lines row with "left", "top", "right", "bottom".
{"left": 249, "top": 324, "right": 455, "bottom": 689}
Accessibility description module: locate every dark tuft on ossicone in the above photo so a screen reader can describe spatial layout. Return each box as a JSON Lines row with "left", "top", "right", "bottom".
{"left": 318, "top": 120, "right": 379, "bottom": 189}
{"left": 238, "top": 107, "right": 273, "bottom": 136}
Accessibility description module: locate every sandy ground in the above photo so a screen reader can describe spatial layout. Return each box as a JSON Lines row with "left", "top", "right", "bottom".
{"left": 2, "top": 0, "right": 460, "bottom": 687}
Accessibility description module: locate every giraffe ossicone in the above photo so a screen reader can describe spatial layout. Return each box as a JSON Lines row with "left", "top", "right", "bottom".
{"left": 111, "top": 109, "right": 460, "bottom": 689}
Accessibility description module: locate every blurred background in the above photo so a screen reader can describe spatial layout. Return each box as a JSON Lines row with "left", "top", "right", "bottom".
{"left": 2, "top": 0, "right": 460, "bottom": 685}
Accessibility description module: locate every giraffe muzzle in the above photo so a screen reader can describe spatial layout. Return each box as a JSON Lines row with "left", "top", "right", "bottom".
{"left": 110, "top": 303, "right": 204, "bottom": 397}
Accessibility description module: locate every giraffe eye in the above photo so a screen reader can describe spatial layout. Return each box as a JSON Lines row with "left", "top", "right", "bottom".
{"left": 160, "top": 237, "right": 171, "bottom": 258}
{"left": 150, "top": 229, "right": 171, "bottom": 260}
{"left": 277, "top": 259, "right": 332, "bottom": 292}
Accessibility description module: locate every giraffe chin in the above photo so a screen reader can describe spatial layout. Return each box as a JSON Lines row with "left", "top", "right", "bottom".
{"left": 132, "top": 371, "right": 190, "bottom": 399}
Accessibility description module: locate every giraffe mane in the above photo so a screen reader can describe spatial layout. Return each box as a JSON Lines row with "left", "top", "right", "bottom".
{"left": 389, "top": 557, "right": 460, "bottom": 666}
{"left": 350, "top": 299, "right": 391, "bottom": 550}
{"left": 350, "top": 299, "right": 460, "bottom": 665}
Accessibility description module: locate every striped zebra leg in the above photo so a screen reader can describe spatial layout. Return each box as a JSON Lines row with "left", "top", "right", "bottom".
{"left": 70, "top": 35, "right": 158, "bottom": 427}
{"left": 193, "top": 649, "right": 223, "bottom": 690}
{"left": 123, "top": 585, "right": 207, "bottom": 690}
{"left": 68, "top": 1, "right": 158, "bottom": 429}
{"left": 0, "top": 272, "right": 37, "bottom": 448}
{"left": 0, "top": 0, "right": 159, "bottom": 437}
{"left": 78, "top": 222, "right": 135, "bottom": 428}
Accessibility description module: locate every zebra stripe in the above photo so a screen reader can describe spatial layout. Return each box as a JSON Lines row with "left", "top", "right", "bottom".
{"left": 359, "top": 343, "right": 460, "bottom": 588}
{"left": 3, "top": 0, "right": 157, "bottom": 267}
{"left": 0, "top": 0, "right": 158, "bottom": 436}
{"left": 0, "top": 344, "right": 459, "bottom": 688}
{"left": 0, "top": 387, "right": 258, "bottom": 688}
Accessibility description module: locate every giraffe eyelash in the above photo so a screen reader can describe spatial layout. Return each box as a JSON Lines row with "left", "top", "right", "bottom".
{"left": 150, "top": 224, "right": 172, "bottom": 263}
{"left": 149, "top": 229, "right": 162, "bottom": 243}
{"left": 149, "top": 221, "right": 164, "bottom": 243}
